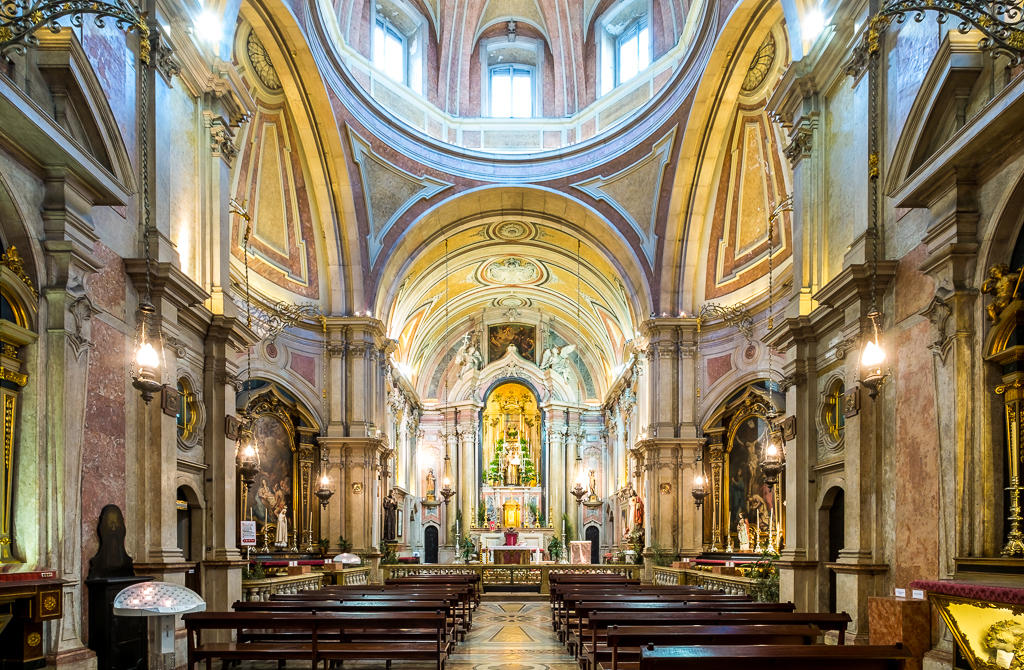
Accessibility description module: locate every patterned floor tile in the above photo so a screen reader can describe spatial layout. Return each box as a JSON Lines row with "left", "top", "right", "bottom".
{"left": 233, "top": 599, "right": 574, "bottom": 669}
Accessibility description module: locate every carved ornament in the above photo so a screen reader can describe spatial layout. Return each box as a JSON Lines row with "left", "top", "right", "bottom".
{"left": 1, "top": 246, "right": 37, "bottom": 300}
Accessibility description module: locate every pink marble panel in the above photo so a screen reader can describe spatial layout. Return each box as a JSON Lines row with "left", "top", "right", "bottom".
{"left": 893, "top": 319, "right": 940, "bottom": 587}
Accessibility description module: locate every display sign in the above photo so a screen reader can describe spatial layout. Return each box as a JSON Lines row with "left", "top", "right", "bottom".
{"left": 240, "top": 521, "right": 256, "bottom": 546}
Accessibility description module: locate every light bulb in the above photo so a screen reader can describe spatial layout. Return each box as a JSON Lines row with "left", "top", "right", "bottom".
{"left": 694, "top": 474, "right": 705, "bottom": 487}
{"left": 320, "top": 474, "right": 330, "bottom": 487}
{"left": 136, "top": 342, "right": 159, "bottom": 370}
{"left": 765, "top": 443, "right": 779, "bottom": 458}
{"left": 861, "top": 338, "right": 886, "bottom": 368}
{"left": 443, "top": 477, "right": 451, "bottom": 487}
{"left": 241, "top": 442, "right": 256, "bottom": 460}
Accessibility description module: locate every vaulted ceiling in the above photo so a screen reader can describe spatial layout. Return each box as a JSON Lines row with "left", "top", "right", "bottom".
{"left": 225, "top": 0, "right": 803, "bottom": 400}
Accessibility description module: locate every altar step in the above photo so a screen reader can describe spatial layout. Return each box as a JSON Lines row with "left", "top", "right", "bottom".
{"left": 481, "top": 591, "right": 548, "bottom": 601}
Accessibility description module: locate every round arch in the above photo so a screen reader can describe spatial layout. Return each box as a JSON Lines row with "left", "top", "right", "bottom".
{"left": 373, "top": 185, "right": 653, "bottom": 321}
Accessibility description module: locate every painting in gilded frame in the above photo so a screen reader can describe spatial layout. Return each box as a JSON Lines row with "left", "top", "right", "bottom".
{"left": 488, "top": 323, "right": 537, "bottom": 363}
{"left": 726, "top": 412, "right": 774, "bottom": 538}
{"left": 247, "top": 414, "right": 294, "bottom": 532}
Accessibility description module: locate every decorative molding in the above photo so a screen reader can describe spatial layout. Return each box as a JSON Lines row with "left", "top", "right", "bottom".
{"left": 920, "top": 292, "right": 955, "bottom": 362}
{"left": 348, "top": 127, "right": 452, "bottom": 266}
{"left": 0, "top": 246, "right": 36, "bottom": 300}
{"left": 208, "top": 116, "right": 238, "bottom": 166}
{"left": 572, "top": 129, "right": 675, "bottom": 267}
{"left": 66, "top": 295, "right": 99, "bottom": 360}
{"left": 152, "top": 27, "right": 181, "bottom": 86}
{"left": 784, "top": 124, "right": 813, "bottom": 167}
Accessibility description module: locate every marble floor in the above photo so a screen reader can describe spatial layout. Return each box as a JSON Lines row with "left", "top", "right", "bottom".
{"left": 447, "top": 601, "right": 577, "bottom": 670}
{"left": 233, "top": 599, "right": 577, "bottom": 670}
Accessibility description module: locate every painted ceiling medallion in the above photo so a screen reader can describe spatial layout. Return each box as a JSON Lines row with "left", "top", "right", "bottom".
{"left": 741, "top": 33, "right": 776, "bottom": 93}
{"left": 482, "top": 257, "right": 542, "bottom": 285}
{"left": 247, "top": 30, "right": 282, "bottom": 92}
{"left": 489, "top": 220, "right": 535, "bottom": 241}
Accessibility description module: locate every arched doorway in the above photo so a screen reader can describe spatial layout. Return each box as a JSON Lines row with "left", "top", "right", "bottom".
{"left": 585, "top": 525, "right": 601, "bottom": 564}
{"left": 821, "top": 487, "right": 845, "bottom": 613}
{"left": 424, "top": 525, "right": 439, "bottom": 564}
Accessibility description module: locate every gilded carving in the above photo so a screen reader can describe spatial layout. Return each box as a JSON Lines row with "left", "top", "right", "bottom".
{"left": 981, "top": 264, "right": 1022, "bottom": 322}
{"left": 0, "top": 245, "right": 37, "bottom": 300}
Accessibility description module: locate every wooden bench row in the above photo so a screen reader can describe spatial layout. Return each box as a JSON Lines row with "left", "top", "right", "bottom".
{"left": 183, "top": 611, "right": 448, "bottom": 670}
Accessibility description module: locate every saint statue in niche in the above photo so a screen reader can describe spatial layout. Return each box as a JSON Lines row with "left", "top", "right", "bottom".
{"left": 588, "top": 469, "right": 597, "bottom": 498}
{"left": 276, "top": 507, "right": 289, "bottom": 547}
{"left": 504, "top": 440, "right": 522, "bottom": 486}
{"left": 382, "top": 492, "right": 398, "bottom": 541}
{"left": 425, "top": 468, "right": 437, "bottom": 501}
{"left": 737, "top": 513, "right": 750, "bottom": 552}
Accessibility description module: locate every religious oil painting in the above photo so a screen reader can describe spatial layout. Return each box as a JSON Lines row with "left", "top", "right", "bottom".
{"left": 488, "top": 323, "right": 537, "bottom": 363}
{"left": 247, "top": 414, "right": 294, "bottom": 531}
{"left": 726, "top": 413, "right": 773, "bottom": 537}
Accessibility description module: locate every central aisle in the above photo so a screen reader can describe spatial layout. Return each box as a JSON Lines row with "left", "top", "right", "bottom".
{"left": 448, "top": 601, "right": 578, "bottom": 670}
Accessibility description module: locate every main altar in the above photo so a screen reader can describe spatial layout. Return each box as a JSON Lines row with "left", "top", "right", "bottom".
{"left": 479, "top": 382, "right": 547, "bottom": 528}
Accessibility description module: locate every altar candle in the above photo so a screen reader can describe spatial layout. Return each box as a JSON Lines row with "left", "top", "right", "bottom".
{"left": 756, "top": 508, "right": 760, "bottom": 531}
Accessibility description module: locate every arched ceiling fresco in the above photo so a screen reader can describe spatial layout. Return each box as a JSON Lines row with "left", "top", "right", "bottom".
{"left": 223, "top": 0, "right": 804, "bottom": 400}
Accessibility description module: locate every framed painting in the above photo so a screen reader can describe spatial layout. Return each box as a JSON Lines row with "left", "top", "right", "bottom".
{"left": 488, "top": 323, "right": 537, "bottom": 362}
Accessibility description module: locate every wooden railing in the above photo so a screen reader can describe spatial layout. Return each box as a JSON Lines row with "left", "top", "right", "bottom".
{"left": 651, "top": 566, "right": 754, "bottom": 596}
{"left": 381, "top": 563, "right": 641, "bottom": 594}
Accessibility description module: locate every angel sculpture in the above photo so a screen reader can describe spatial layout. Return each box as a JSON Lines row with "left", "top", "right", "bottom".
{"left": 982, "top": 263, "right": 1022, "bottom": 322}
{"left": 454, "top": 335, "right": 483, "bottom": 374}
{"left": 541, "top": 345, "right": 576, "bottom": 383}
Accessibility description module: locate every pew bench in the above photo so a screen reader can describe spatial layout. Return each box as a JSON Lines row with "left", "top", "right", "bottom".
{"left": 183, "top": 611, "right": 449, "bottom": 670}
{"left": 637, "top": 644, "right": 910, "bottom": 669}
{"left": 587, "top": 624, "right": 821, "bottom": 670}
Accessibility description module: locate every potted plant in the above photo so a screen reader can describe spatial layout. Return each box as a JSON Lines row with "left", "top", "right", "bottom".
{"left": 338, "top": 535, "right": 353, "bottom": 553}
{"left": 317, "top": 537, "right": 330, "bottom": 556}
{"left": 547, "top": 536, "right": 564, "bottom": 562}
{"left": 458, "top": 535, "right": 475, "bottom": 562}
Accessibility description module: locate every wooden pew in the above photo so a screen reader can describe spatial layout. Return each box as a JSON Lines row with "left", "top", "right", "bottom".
{"left": 183, "top": 611, "right": 449, "bottom": 670}
{"left": 568, "top": 601, "right": 797, "bottom": 655}
{"left": 386, "top": 574, "right": 481, "bottom": 606}
{"left": 591, "top": 624, "right": 821, "bottom": 670}
{"left": 233, "top": 598, "right": 461, "bottom": 642}
{"left": 637, "top": 644, "right": 910, "bottom": 669}
{"left": 562, "top": 595, "right": 760, "bottom": 646}
{"left": 581, "top": 610, "right": 852, "bottom": 661}
{"left": 277, "top": 587, "right": 473, "bottom": 629}
{"left": 551, "top": 585, "right": 716, "bottom": 629}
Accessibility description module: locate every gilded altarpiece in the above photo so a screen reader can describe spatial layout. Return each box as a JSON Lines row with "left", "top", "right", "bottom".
{"left": 240, "top": 388, "right": 321, "bottom": 550}
{"left": 1, "top": 247, "right": 37, "bottom": 562}
{"left": 480, "top": 381, "right": 544, "bottom": 526}
{"left": 701, "top": 385, "right": 786, "bottom": 552}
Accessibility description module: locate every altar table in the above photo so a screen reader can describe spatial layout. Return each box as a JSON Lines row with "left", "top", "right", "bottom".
{"left": 490, "top": 547, "right": 535, "bottom": 565}
{"left": 569, "top": 540, "right": 592, "bottom": 564}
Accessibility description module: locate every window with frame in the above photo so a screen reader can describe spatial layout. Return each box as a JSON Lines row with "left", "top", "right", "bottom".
{"left": 481, "top": 36, "right": 542, "bottom": 117}
{"left": 616, "top": 18, "right": 650, "bottom": 85}
{"left": 598, "top": 0, "right": 652, "bottom": 96}
{"left": 373, "top": 16, "right": 407, "bottom": 83}
{"left": 177, "top": 377, "right": 198, "bottom": 442}
{"left": 489, "top": 64, "right": 534, "bottom": 118}
{"left": 370, "top": 0, "right": 424, "bottom": 93}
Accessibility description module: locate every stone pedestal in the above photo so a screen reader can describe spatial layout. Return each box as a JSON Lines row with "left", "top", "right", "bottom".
{"left": 868, "top": 596, "right": 931, "bottom": 670}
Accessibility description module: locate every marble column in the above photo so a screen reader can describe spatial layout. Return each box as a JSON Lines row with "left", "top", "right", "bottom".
{"left": 772, "top": 316, "right": 820, "bottom": 610}
{"left": 40, "top": 177, "right": 103, "bottom": 670}
{"left": 200, "top": 315, "right": 250, "bottom": 625}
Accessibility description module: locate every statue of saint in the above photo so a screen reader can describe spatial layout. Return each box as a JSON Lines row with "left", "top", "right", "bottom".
{"left": 275, "top": 507, "right": 289, "bottom": 547}
{"left": 737, "top": 514, "right": 750, "bottom": 552}
{"left": 382, "top": 492, "right": 398, "bottom": 541}
{"left": 425, "top": 468, "right": 437, "bottom": 501}
{"left": 454, "top": 335, "right": 483, "bottom": 375}
{"left": 588, "top": 469, "right": 597, "bottom": 498}
{"left": 504, "top": 443, "right": 521, "bottom": 486}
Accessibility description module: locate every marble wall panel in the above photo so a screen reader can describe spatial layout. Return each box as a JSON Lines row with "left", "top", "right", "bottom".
{"left": 824, "top": 76, "right": 867, "bottom": 278}
{"left": 893, "top": 318, "right": 940, "bottom": 587}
